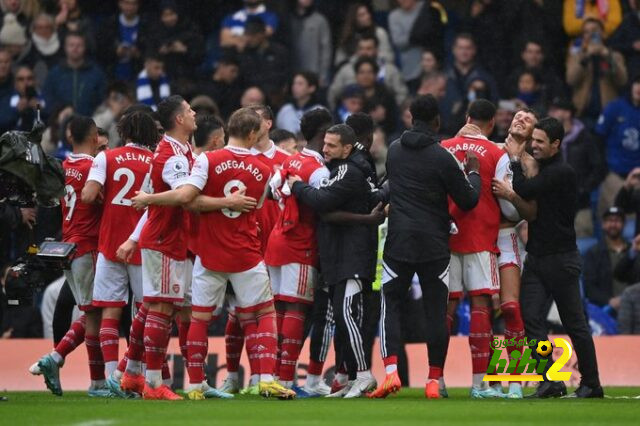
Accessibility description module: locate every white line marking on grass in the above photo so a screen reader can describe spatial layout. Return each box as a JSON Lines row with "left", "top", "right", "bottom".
{"left": 72, "top": 420, "right": 116, "bottom": 426}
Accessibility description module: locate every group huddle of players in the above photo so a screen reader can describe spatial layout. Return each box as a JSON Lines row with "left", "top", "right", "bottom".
{"left": 28, "top": 93, "right": 540, "bottom": 401}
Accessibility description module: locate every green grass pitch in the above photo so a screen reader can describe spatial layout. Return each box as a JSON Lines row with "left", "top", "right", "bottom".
{"left": 3, "top": 387, "right": 639, "bottom": 425}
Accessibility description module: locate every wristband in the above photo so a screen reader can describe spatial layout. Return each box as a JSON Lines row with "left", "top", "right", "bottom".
{"left": 468, "top": 170, "right": 480, "bottom": 177}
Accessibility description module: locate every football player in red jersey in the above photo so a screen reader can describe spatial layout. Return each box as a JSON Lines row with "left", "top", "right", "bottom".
{"left": 82, "top": 110, "right": 159, "bottom": 397}
{"left": 132, "top": 108, "right": 295, "bottom": 400}
{"left": 31, "top": 117, "right": 105, "bottom": 396}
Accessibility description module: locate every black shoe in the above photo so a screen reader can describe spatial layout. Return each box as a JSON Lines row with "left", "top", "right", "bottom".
{"left": 525, "top": 381, "right": 567, "bottom": 399}
{"left": 565, "top": 384, "right": 604, "bottom": 398}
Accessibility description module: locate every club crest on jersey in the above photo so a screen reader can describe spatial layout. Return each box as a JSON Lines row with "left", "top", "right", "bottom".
{"left": 172, "top": 283, "right": 180, "bottom": 294}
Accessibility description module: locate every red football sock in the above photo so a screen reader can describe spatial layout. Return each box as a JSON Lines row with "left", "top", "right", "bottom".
{"left": 186, "top": 317, "right": 209, "bottom": 384}
{"left": 239, "top": 317, "right": 260, "bottom": 375}
{"left": 125, "top": 305, "right": 147, "bottom": 363}
{"left": 117, "top": 356, "right": 127, "bottom": 373}
{"left": 275, "top": 308, "right": 285, "bottom": 377}
{"left": 177, "top": 317, "right": 190, "bottom": 361}
{"left": 469, "top": 306, "right": 492, "bottom": 374}
{"left": 428, "top": 366, "right": 443, "bottom": 380}
{"left": 55, "top": 315, "right": 86, "bottom": 358}
{"left": 143, "top": 311, "right": 171, "bottom": 371}
{"left": 99, "top": 318, "right": 120, "bottom": 364}
{"left": 278, "top": 310, "right": 305, "bottom": 381}
{"left": 225, "top": 313, "right": 244, "bottom": 373}
{"left": 85, "top": 334, "right": 105, "bottom": 381}
{"left": 502, "top": 301, "right": 525, "bottom": 383}
{"left": 256, "top": 310, "right": 278, "bottom": 376}
{"left": 307, "top": 359, "right": 324, "bottom": 376}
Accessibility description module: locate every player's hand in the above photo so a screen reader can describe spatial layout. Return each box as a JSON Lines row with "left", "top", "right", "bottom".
{"left": 227, "top": 187, "right": 257, "bottom": 213}
{"left": 116, "top": 239, "right": 137, "bottom": 263}
{"left": 369, "top": 202, "right": 385, "bottom": 225}
{"left": 131, "top": 191, "right": 150, "bottom": 210}
{"left": 384, "top": 204, "right": 390, "bottom": 216}
{"left": 456, "top": 123, "right": 482, "bottom": 138}
{"left": 287, "top": 175, "right": 302, "bottom": 187}
{"left": 522, "top": 153, "right": 539, "bottom": 178}
{"left": 20, "top": 207, "right": 37, "bottom": 229}
{"left": 492, "top": 176, "right": 514, "bottom": 200}
{"left": 464, "top": 151, "right": 480, "bottom": 174}
{"left": 504, "top": 134, "right": 525, "bottom": 159}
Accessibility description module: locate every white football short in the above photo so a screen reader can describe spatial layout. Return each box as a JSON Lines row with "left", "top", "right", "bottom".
{"left": 64, "top": 251, "right": 97, "bottom": 311}
{"left": 191, "top": 256, "right": 273, "bottom": 313}
{"left": 93, "top": 253, "right": 143, "bottom": 307}
{"left": 497, "top": 227, "right": 526, "bottom": 270}
{"left": 179, "top": 256, "right": 193, "bottom": 308}
{"left": 141, "top": 248, "right": 186, "bottom": 304}
{"left": 268, "top": 263, "right": 317, "bottom": 305}
{"left": 449, "top": 251, "right": 500, "bottom": 299}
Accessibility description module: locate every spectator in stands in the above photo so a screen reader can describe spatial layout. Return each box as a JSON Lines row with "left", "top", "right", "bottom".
{"left": 609, "top": 0, "right": 640, "bottom": 81}
{"left": 416, "top": 71, "right": 446, "bottom": 101}
{"left": 199, "top": 55, "right": 242, "bottom": 120}
{"left": 93, "top": 81, "right": 134, "bottom": 148}
{"left": 370, "top": 126, "right": 388, "bottom": 178}
{"left": 441, "top": 32, "right": 498, "bottom": 136}
{"left": 514, "top": 69, "right": 549, "bottom": 113}
{"left": 270, "top": 128, "right": 297, "bottom": 154}
{"left": 334, "top": 2, "right": 394, "bottom": 67}
{"left": 190, "top": 95, "right": 220, "bottom": 118}
{"left": 615, "top": 166, "right": 640, "bottom": 236}
{"left": 239, "top": 17, "right": 289, "bottom": 109}
{"left": 583, "top": 207, "right": 630, "bottom": 312}
{"left": 548, "top": 97, "right": 606, "bottom": 237}
{"left": 408, "top": 49, "right": 441, "bottom": 94}
{"left": 220, "top": 0, "right": 279, "bottom": 52}
{"left": 40, "top": 103, "right": 73, "bottom": 155}
{"left": 354, "top": 57, "right": 398, "bottom": 134}
{"left": 42, "top": 31, "right": 105, "bottom": 116}
{"left": 276, "top": 71, "right": 323, "bottom": 135}
{"left": 54, "top": 0, "right": 95, "bottom": 53}
{"left": 618, "top": 281, "right": 640, "bottom": 334}
{"left": 143, "top": 1, "right": 204, "bottom": 90}
{"left": 290, "top": 0, "right": 332, "bottom": 87}
{"left": 135, "top": 53, "right": 169, "bottom": 110}
{"left": 0, "top": 11, "right": 26, "bottom": 58}
{"left": 336, "top": 84, "right": 364, "bottom": 123}
{"left": 0, "top": 47, "right": 13, "bottom": 123}
{"left": 3, "top": 65, "right": 45, "bottom": 132}
{"left": 19, "top": 14, "right": 62, "bottom": 85}
{"left": 563, "top": 0, "right": 623, "bottom": 39}
{"left": 240, "top": 85, "right": 266, "bottom": 107}
{"left": 505, "top": 40, "right": 567, "bottom": 103}
{"left": 595, "top": 74, "right": 640, "bottom": 217}
{"left": 566, "top": 17, "right": 627, "bottom": 128}
{"left": 388, "top": 0, "right": 427, "bottom": 84}
{"left": 96, "top": 0, "right": 143, "bottom": 81}
{"left": 329, "top": 33, "right": 407, "bottom": 110}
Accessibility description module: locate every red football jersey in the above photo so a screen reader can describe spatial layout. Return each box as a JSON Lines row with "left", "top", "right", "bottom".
{"left": 188, "top": 145, "right": 271, "bottom": 272}
{"left": 62, "top": 153, "right": 102, "bottom": 257}
{"left": 265, "top": 148, "right": 329, "bottom": 267}
{"left": 251, "top": 142, "right": 289, "bottom": 254}
{"left": 441, "top": 135, "right": 509, "bottom": 253}
{"left": 139, "top": 135, "right": 194, "bottom": 261}
{"left": 87, "top": 144, "right": 153, "bottom": 264}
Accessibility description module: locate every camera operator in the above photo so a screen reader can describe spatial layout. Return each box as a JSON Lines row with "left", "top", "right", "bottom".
{"left": 8, "top": 65, "right": 46, "bottom": 132}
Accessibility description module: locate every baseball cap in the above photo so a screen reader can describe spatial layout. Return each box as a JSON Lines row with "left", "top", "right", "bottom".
{"left": 603, "top": 206, "right": 625, "bottom": 220}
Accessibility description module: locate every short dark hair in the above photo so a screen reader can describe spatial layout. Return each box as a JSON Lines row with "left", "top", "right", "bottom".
{"left": 354, "top": 56, "right": 379, "bottom": 74}
{"left": 325, "top": 124, "right": 356, "bottom": 147}
{"left": 270, "top": 128, "right": 296, "bottom": 144}
{"left": 467, "top": 99, "right": 496, "bottom": 122}
{"left": 345, "top": 112, "right": 374, "bottom": 143}
{"left": 410, "top": 95, "right": 440, "bottom": 125}
{"left": 245, "top": 16, "right": 266, "bottom": 35}
{"left": 246, "top": 104, "right": 274, "bottom": 121}
{"left": 64, "top": 30, "right": 86, "bottom": 44}
{"left": 97, "top": 127, "right": 108, "bottom": 137}
{"left": 228, "top": 107, "right": 261, "bottom": 139}
{"left": 300, "top": 108, "right": 333, "bottom": 141}
{"left": 534, "top": 117, "right": 564, "bottom": 145}
{"left": 156, "top": 95, "right": 185, "bottom": 131}
{"left": 293, "top": 71, "right": 319, "bottom": 90}
{"left": 69, "top": 115, "right": 96, "bottom": 145}
{"left": 356, "top": 31, "right": 379, "bottom": 47}
{"left": 107, "top": 80, "right": 134, "bottom": 100}
{"left": 454, "top": 32, "right": 475, "bottom": 47}
{"left": 194, "top": 115, "right": 224, "bottom": 148}
{"left": 118, "top": 110, "right": 159, "bottom": 147}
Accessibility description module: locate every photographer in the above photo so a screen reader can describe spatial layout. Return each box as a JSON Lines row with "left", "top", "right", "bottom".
{"left": 7, "top": 65, "right": 46, "bottom": 132}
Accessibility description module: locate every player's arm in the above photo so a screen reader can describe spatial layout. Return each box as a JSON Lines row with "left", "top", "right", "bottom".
{"left": 493, "top": 153, "right": 526, "bottom": 222}
{"left": 322, "top": 202, "right": 385, "bottom": 225}
{"left": 289, "top": 166, "right": 359, "bottom": 213}
{"left": 186, "top": 188, "right": 257, "bottom": 213}
{"left": 492, "top": 176, "right": 537, "bottom": 222}
{"left": 82, "top": 151, "right": 106, "bottom": 204}
{"left": 116, "top": 210, "right": 147, "bottom": 263}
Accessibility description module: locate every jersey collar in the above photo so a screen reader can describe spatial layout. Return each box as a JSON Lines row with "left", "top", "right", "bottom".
{"left": 125, "top": 142, "right": 152, "bottom": 151}
{"left": 462, "top": 134, "right": 488, "bottom": 141}
{"left": 163, "top": 134, "right": 190, "bottom": 154}
{"left": 225, "top": 145, "right": 252, "bottom": 156}
{"left": 301, "top": 148, "right": 324, "bottom": 163}
{"left": 250, "top": 140, "right": 277, "bottom": 158}
{"left": 67, "top": 152, "right": 94, "bottom": 161}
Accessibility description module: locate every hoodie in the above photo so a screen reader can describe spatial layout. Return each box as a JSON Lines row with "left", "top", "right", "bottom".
{"left": 384, "top": 121, "right": 481, "bottom": 263}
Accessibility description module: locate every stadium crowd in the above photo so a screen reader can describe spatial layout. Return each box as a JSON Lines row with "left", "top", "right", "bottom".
{"left": 1, "top": 0, "right": 640, "bottom": 401}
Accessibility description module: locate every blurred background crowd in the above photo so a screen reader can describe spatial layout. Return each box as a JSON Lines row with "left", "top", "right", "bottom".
{"left": 2, "top": 0, "right": 640, "bottom": 339}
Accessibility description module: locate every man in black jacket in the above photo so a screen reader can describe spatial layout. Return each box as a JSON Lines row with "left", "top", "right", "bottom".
{"left": 369, "top": 95, "right": 482, "bottom": 399}
{"left": 510, "top": 117, "right": 603, "bottom": 398}
{"left": 289, "top": 124, "right": 378, "bottom": 398}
